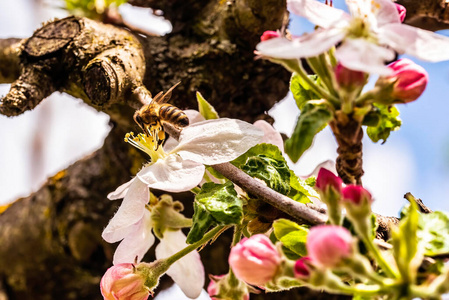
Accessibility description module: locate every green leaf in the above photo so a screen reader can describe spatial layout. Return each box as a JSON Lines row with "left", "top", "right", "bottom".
{"left": 196, "top": 92, "right": 219, "bottom": 120}
{"left": 290, "top": 73, "right": 320, "bottom": 109}
{"left": 241, "top": 155, "right": 291, "bottom": 195}
{"left": 419, "top": 211, "right": 449, "bottom": 256}
{"left": 273, "top": 219, "right": 308, "bottom": 257}
{"left": 232, "top": 143, "right": 313, "bottom": 203}
{"left": 366, "top": 104, "right": 401, "bottom": 144}
{"left": 285, "top": 103, "right": 333, "bottom": 162}
{"left": 391, "top": 201, "right": 421, "bottom": 282}
{"left": 186, "top": 182, "right": 243, "bottom": 243}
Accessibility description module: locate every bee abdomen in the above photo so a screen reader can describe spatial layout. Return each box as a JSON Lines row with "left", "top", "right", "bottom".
{"left": 159, "top": 104, "right": 189, "bottom": 128}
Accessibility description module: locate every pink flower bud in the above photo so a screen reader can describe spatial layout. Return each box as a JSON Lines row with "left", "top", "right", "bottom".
{"left": 307, "top": 225, "right": 353, "bottom": 268}
{"left": 385, "top": 58, "right": 428, "bottom": 103}
{"left": 100, "top": 263, "right": 150, "bottom": 300}
{"left": 207, "top": 274, "right": 249, "bottom": 300}
{"left": 395, "top": 4, "right": 406, "bottom": 22}
{"left": 229, "top": 234, "right": 282, "bottom": 285}
{"left": 294, "top": 257, "right": 312, "bottom": 279}
{"left": 316, "top": 168, "right": 342, "bottom": 194}
{"left": 260, "top": 31, "right": 280, "bottom": 42}
{"left": 342, "top": 185, "right": 372, "bottom": 206}
{"left": 335, "top": 63, "right": 366, "bottom": 90}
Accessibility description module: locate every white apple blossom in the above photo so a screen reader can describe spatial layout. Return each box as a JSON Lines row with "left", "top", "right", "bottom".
{"left": 101, "top": 118, "right": 262, "bottom": 297}
{"left": 256, "top": 0, "right": 449, "bottom": 74}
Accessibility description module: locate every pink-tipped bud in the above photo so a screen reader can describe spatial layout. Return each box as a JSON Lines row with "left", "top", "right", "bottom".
{"left": 307, "top": 225, "right": 353, "bottom": 268}
{"left": 207, "top": 274, "right": 249, "bottom": 300}
{"left": 342, "top": 185, "right": 372, "bottom": 206}
{"left": 316, "top": 168, "right": 343, "bottom": 194}
{"left": 335, "top": 63, "right": 366, "bottom": 91}
{"left": 377, "top": 58, "right": 428, "bottom": 104}
{"left": 229, "top": 234, "right": 282, "bottom": 285}
{"left": 395, "top": 4, "right": 406, "bottom": 22}
{"left": 294, "top": 257, "right": 312, "bottom": 279}
{"left": 100, "top": 263, "right": 150, "bottom": 300}
{"left": 260, "top": 31, "right": 280, "bottom": 42}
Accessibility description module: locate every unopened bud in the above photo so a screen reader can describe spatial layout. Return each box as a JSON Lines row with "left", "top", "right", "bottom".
{"left": 294, "top": 257, "right": 312, "bottom": 279}
{"left": 307, "top": 225, "right": 354, "bottom": 268}
{"left": 375, "top": 58, "right": 428, "bottom": 104}
{"left": 260, "top": 31, "right": 280, "bottom": 42}
{"left": 395, "top": 4, "right": 406, "bottom": 22}
{"left": 335, "top": 63, "right": 366, "bottom": 91}
{"left": 341, "top": 185, "right": 374, "bottom": 237}
{"left": 207, "top": 274, "right": 250, "bottom": 300}
{"left": 100, "top": 263, "right": 151, "bottom": 300}
{"left": 229, "top": 234, "right": 282, "bottom": 285}
{"left": 316, "top": 168, "right": 343, "bottom": 225}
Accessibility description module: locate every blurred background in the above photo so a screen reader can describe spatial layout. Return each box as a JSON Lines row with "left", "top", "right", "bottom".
{"left": 1, "top": 1, "right": 449, "bottom": 224}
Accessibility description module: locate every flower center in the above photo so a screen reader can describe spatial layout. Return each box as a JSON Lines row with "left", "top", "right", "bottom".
{"left": 125, "top": 132, "right": 167, "bottom": 162}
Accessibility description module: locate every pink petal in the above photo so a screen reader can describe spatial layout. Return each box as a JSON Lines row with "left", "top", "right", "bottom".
{"left": 156, "top": 230, "right": 205, "bottom": 299}
{"left": 336, "top": 38, "right": 395, "bottom": 75}
{"left": 137, "top": 155, "right": 205, "bottom": 192}
{"left": 113, "top": 211, "right": 155, "bottom": 265}
{"left": 172, "top": 118, "right": 263, "bottom": 165}
{"left": 256, "top": 28, "right": 345, "bottom": 59}
{"left": 102, "top": 179, "right": 149, "bottom": 243}
{"left": 288, "top": 0, "right": 350, "bottom": 29}
{"left": 380, "top": 23, "right": 449, "bottom": 62}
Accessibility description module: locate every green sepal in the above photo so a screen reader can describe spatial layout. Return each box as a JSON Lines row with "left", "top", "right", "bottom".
{"left": 290, "top": 73, "right": 320, "bottom": 109}
{"left": 196, "top": 92, "right": 219, "bottom": 120}
{"left": 273, "top": 219, "right": 309, "bottom": 257}
{"left": 285, "top": 103, "right": 333, "bottom": 162}
{"left": 366, "top": 104, "right": 401, "bottom": 144}
{"left": 186, "top": 182, "right": 243, "bottom": 243}
{"left": 391, "top": 201, "right": 421, "bottom": 283}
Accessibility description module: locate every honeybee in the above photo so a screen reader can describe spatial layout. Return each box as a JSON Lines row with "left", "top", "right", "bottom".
{"left": 134, "top": 82, "right": 189, "bottom": 148}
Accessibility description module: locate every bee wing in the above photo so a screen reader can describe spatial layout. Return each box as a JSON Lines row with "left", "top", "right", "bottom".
{"left": 152, "top": 91, "right": 165, "bottom": 104}
{"left": 158, "top": 81, "right": 181, "bottom": 104}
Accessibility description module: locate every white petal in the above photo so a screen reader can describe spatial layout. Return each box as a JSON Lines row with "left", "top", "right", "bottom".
{"left": 256, "top": 28, "right": 345, "bottom": 59}
{"left": 184, "top": 109, "right": 206, "bottom": 124}
{"left": 137, "top": 155, "right": 205, "bottom": 192}
{"left": 300, "top": 159, "right": 337, "bottom": 179}
{"left": 288, "top": 0, "right": 350, "bottom": 29}
{"left": 102, "top": 179, "right": 149, "bottom": 243}
{"left": 336, "top": 38, "right": 395, "bottom": 75}
{"left": 171, "top": 118, "right": 263, "bottom": 165}
{"left": 380, "top": 24, "right": 449, "bottom": 62}
{"left": 113, "top": 210, "right": 155, "bottom": 265}
{"left": 373, "top": 0, "right": 401, "bottom": 27}
{"left": 107, "top": 178, "right": 134, "bottom": 200}
{"left": 156, "top": 230, "right": 205, "bottom": 299}
{"left": 253, "top": 120, "right": 284, "bottom": 152}
{"left": 163, "top": 110, "right": 205, "bottom": 153}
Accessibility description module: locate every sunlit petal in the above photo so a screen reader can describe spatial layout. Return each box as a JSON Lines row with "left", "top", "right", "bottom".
{"left": 256, "top": 28, "right": 345, "bottom": 59}
{"left": 171, "top": 118, "right": 263, "bottom": 165}
{"left": 288, "top": 0, "right": 350, "bottom": 28}
{"left": 137, "top": 155, "right": 205, "bottom": 192}
{"left": 102, "top": 179, "right": 149, "bottom": 243}
{"left": 155, "top": 230, "right": 205, "bottom": 299}
{"left": 380, "top": 24, "right": 449, "bottom": 62}
{"left": 373, "top": 0, "right": 401, "bottom": 27}
{"left": 336, "top": 38, "right": 395, "bottom": 75}
{"left": 112, "top": 211, "right": 155, "bottom": 265}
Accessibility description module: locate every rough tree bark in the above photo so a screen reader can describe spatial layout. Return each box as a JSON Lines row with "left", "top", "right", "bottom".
{"left": 0, "top": 0, "right": 446, "bottom": 299}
